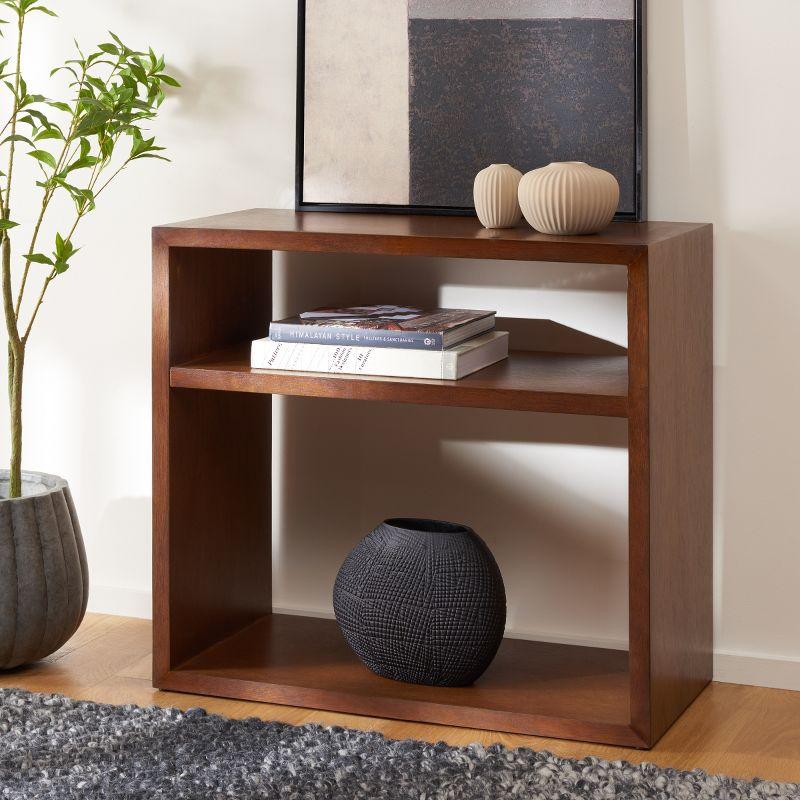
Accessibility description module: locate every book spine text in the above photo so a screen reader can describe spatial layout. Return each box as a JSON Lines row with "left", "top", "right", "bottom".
{"left": 252, "top": 339, "right": 452, "bottom": 379}
{"left": 268, "top": 322, "right": 445, "bottom": 351}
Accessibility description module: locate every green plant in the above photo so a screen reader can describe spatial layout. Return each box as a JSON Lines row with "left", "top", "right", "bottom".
{"left": 1, "top": 0, "right": 178, "bottom": 497}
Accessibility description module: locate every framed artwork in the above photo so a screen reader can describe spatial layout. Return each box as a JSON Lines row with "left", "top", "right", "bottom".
{"left": 296, "top": 0, "right": 646, "bottom": 220}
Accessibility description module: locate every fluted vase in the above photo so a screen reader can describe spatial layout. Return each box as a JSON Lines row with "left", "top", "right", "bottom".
{"left": 518, "top": 161, "right": 620, "bottom": 235}
{"left": 473, "top": 164, "right": 523, "bottom": 229}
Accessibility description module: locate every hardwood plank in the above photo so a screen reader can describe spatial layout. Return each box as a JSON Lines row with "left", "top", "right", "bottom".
{"left": 36, "top": 611, "right": 122, "bottom": 661}
{"left": 154, "top": 209, "right": 709, "bottom": 265}
{"left": 0, "top": 616, "right": 150, "bottom": 693}
{"left": 6, "top": 616, "right": 800, "bottom": 784}
{"left": 171, "top": 344, "right": 629, "bottom": 418}
{"left": 159, "top": 614, "right": 641, "bottom": 746}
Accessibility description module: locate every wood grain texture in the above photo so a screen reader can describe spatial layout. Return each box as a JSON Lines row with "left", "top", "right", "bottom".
{"left": 4, "top": 614, "right": 800, "bottom": 785}
{"left": 154, "top": 209, "right": 708, "bottom": 265}
{"left": 627, "top": 251, "right": 652, "bottom": 743}
{"left": 646, "top": 226, "right": 714, "bottom": 742}
{"left": 626, "top": 228, "right": 714, "bottom": 746}
{"left": 170, "top": 344, "right": 629, "bottom": 418}
{"left": 160, "top": 614, "right": 639, "bottom": 747}
{"left": 152, "top": 210, "right": 714, "bottom": 749}
{"left": 152, "top": 243, "right": 273, "bottom": 679}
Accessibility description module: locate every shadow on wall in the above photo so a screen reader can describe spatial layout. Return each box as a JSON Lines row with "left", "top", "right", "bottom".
{"left": 94, "top": 496, "right": 152, "bottom": 588}
{"left": 274, "top": 398, "right": 629, "bottom": 646}
{"left": 275, "top": 250, "right": 628, "bottom": 320}
{"left": 715, "top": 229, "right": 800, "bottom": 655}
{"left": 162, "top": 61, "right": 249, "bottom": 121}
{"left": 272, "top": 251, "right": 630, "bottom": 647}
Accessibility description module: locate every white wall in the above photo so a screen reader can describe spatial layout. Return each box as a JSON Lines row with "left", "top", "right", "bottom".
{"left": 2, "top": 1, "right": 798, "bottom": 689}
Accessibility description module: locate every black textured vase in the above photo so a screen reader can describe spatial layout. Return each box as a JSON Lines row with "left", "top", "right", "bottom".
{"left": 333, "top": 518, "right": 506, "bottom": 687}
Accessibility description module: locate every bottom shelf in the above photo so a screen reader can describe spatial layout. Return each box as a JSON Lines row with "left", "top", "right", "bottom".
{"left": 158, "top": 614, "right": 643, "bottom": 747}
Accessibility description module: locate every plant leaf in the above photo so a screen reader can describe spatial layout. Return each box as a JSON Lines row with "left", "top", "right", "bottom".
{"left": 64, "top": 155, "right": 99, "bottom": 174}
{"left": 25, "top": 253, "right": 54, "bottom": 265}
{"left": 28, "top": 149, "right": 57, "bottom": 169}
{"left": 132, "top": 152, "right": 169, "bottom": 161}
{"left": 2, "top": 133, "right": 34, "bottom": 146}
{"left": 35, "top": 128, "right": 63, "bottom": 141}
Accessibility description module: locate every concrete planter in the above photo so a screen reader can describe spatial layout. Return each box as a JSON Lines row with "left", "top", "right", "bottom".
{"left": 0, "top": 471, "right": 88, "bottom": 669}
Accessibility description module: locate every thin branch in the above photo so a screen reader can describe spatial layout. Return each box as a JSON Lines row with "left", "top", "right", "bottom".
{"left": 13, "top": 192, "right": 46, "bottom": 318}
{"left": 93, "top": 155, "right": 130, "bottom": 199}
{"left": 21, "top": 208, "right": 82, "bottom": 342}
{"left": 20, "top": 143, "right": 131, "bottom": 343}
{"left": 15, "top": 48, "right": 128, "bottom": 320}
{"left": 2, "top": 237, "right": 22, "bottom": 355}
{"left": 2, "top": 10, "right": 25, "bottom": 358}
{"left": 3, "top": 11, "right": 26, "bottom": 217}
{"left": 0, "top": 117, "right": 13, "bottom": 141}
{"left": 21, "top": 268, "right": 54, "bottom": 342}
{"left": 15, "top": 62, "right": 89, "bottom": 319}
{"left": 17, "top": 42, "right": 170, "bottom": 343}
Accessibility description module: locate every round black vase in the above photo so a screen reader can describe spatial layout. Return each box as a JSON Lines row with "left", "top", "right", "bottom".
{"left": 333, "top": 518, "right": 506, "bottom": 687}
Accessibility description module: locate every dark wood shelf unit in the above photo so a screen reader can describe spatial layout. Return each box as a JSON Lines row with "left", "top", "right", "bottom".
{"left": 153, "top": 209, "right": 713, "bottom": 749}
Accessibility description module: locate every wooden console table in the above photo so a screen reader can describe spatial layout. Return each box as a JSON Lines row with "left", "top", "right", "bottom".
{"left": 152, "top": 209, "right": 713, "bottom": 749}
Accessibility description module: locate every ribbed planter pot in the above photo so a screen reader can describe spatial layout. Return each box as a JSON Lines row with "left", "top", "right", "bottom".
{"left": 333, "top": 518, "right": 506, "bottom": 687}
{"left": 0, "top": 471, "right": 88, "bottom": 669}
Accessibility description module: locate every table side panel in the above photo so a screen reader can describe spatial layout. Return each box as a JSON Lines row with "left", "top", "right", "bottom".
{"left": 153, "top": 242, "right": 273, "bottom": 677}
{"left": 626, "top": 252, "right": 652, "bottom": 743}
{"left": 646, "top": 227, "right": 714, "bottom": 743}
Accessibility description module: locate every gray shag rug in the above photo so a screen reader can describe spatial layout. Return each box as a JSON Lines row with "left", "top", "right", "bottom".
{"left": 0, "top": 688, "right": 797, "bottom": 799}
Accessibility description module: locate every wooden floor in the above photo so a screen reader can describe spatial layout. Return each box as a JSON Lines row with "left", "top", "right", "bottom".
{"left": 2, "top": 614, "right": 799, "bottom": 783}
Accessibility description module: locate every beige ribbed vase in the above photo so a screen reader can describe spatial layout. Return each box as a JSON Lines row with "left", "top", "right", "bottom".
{"left": 473, "top": 164, "right": 523, "bottom": 229}
{"left": 518, "top": 162, "right": 620, "bottom": 235}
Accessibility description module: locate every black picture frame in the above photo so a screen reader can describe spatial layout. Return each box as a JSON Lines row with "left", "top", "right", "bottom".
{"left": 295, "top": 0, "right": 647, "bottom": 221}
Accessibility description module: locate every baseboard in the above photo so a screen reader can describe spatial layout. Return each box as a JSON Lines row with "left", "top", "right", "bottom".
{"left": 87, "top": 584, "right": 152, "bottom": 619}
{"left": 87, "top": 591, "right": 800, "bottom": 691}
{"left": 713, "top": 650, "right": 800, "bottom": 692}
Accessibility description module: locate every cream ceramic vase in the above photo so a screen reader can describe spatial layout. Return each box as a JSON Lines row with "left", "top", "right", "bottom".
{"left": 473, "top": 164, "right": 523, "bottom": 229}
{"left": 518, "top": 162, "right": 620, "bottom": 235}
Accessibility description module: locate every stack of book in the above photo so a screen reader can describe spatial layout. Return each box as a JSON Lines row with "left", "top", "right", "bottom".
{"left": 251, "top": 305, "right": 509, "bottom": 380}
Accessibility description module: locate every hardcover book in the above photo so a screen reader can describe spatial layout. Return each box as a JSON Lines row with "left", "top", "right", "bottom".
{"left": 251, "top": 331, "right": 509, "bottom": 381}
{"left": 269, "top": 305, "right": 495, "bottom": 351}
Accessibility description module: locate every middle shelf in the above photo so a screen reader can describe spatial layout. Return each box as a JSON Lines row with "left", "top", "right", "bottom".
{"left": 170, "top": 344, "right": 628, "bottom": 417}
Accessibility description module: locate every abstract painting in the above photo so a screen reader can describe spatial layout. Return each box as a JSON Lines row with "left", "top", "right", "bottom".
{"left": 296, "top": 0, "right": 645, "bottom": 218}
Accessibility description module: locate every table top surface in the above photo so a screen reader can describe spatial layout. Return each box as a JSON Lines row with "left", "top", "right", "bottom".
{"left": 156, "top": 208, "right": 710, "bottom": 251}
